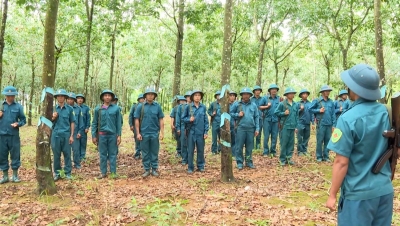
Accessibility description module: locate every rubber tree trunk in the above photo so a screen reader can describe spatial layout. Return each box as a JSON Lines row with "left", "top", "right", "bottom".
{"left": 256, "top": 40, "right": 266, "bottom": 86}
{"left": 84, "top": 0, "right": 95, "bottom": 96}
{"left": 36, "top": 0, "right": 59, "bottom": 195}
{"left": 172, "top": 0, "right": 185, "bottom": 97}
{"left": 220, "top": 0, "right": 234, "bottom": 183}
{"left": 0, "top": 0, "right": 8, "bottom": 89}
{"left": 374, "top": 0, "right": 386, "bottom": 103}
{"left": 109, "top": 22, "right": 117, "bottom": 89}
{"left": 28, "top": 56, "right": 36, "bottom": 126}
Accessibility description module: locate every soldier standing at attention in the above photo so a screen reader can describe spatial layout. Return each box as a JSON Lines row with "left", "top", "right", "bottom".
{"left": 129, "top": 94, "right": 144, "bottom": 160}
{"left": 208, "top": 91, "right": 221, "bottom": 155}
{"left": 0, "top": 86, "right": 26, "bottom": 184}
{"left": 170, "top": 96, "right": 183, "bottom": 158}
{"left": 334, "top": 90, "right": 350, "bottom": 125}
{"left": 92, "top": 89, "right": 122, "bottom": 179}
{"left": 67, "top": 93, "right": 84, "bottom": 169}
{"left": 259, "top": 84, "right": 281, "bottom": 157}
{"left": 309, "top": 85, "right": 336, "bottom": 162}
{"left": 297, "top": 89, "right": 314, "bottom": 156}
{"left": 134, "top": 88, "right": 164, "bottom": 178}
{"left": 326, "top": 64, "right": 393, "bottom": 225}
{"left": 251, "top": 86, "right": 263, "bottom": 149}
{"left": 183, "top": 90, "right": 209, "bottom": 174}
{"left": 51, "top": 89, "right": 75, "bottom": 181}
{"left": 76, "top": 94, "right": 91, "bottom": 161}
{"left": 230, "top": 88, "right": 259, "bottom": 170}
{"left": 274, "top": 88, "right": 299, "bottom": 166}
{"left": 176, "top": 91, "right": 192, "bottom": 165}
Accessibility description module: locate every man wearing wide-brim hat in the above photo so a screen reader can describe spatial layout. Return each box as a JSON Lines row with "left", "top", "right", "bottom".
{"left": 0, "top": 86, "right": 26, "bottom": 184}
{"left": 326, "top": 64, "right": 394, "bottom": 226}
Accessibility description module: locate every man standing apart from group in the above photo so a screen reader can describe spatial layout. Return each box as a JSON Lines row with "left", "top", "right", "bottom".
{"left": 0, "top": 86, "right": 26, "bottom": 184}
{"left": 259, "top": 84, "right": 281, "bottom": 157}
{"left": 230, "top": 88, "right": 259, "bottom": 170}
{"left": 326, "top": 64, "right": 393, "bottom": 225}
{"left": 309, "top": 85, "right": 336, "bottom": 162}
{"left": 92, "top": 89, "right": 122, "bottom": 179}
{"left": 76, "top": 94, "right": 91, "bottom": 161}
{"left": 251, "top": 86, "right": 263, "bottom": 149}
{"left": 297, "top": 89, "right": 314, "bottom": 156}
{"left": 135, "top": 88, "right": 164, "bottom": 178}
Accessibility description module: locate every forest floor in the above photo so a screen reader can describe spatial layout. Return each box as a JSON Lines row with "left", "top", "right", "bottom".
{"left": 1, "top": 116, "right": 400, "bottom": 226}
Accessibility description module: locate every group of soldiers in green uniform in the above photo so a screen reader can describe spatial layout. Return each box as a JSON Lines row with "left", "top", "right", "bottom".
{"left": 0, "top": 82, "right": 351, "bottom": 182}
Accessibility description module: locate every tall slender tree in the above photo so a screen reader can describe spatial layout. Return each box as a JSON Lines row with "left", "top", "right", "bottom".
{"left": 374, "top": 0, "right": 386, "bottom": 103}
{"left": 220, "top": 0, "right": 234, "bottom": 183}
{"left": 36, "top": 0, "right": 59, "bottom": 195}
{"left": 0, "top": 0, "right": 9, "bottom": 89}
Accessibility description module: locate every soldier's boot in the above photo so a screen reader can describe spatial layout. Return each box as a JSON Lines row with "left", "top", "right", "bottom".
{"left": 0, "top": 170, "right": 9, "bottom": 184}
{"left": 12, "top": 169, "right": 21, "bottom": 183}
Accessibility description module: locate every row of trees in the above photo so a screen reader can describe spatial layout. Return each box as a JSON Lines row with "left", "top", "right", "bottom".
{"left": 0, "top": 0, "right": 398, "bottom": 114}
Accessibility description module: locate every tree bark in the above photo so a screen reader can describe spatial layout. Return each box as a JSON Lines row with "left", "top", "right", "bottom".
{"left": 256, "top": 40, "right": 267, "bottom": 86}
{"left": 36, "top": 0, "right": 59, "bottom": 195}
{"left": 0, "top": 0, "right": 8, "bottom": 89}
{"left": 109, "top": 22, "right": 117, "bottom": 89}
{"left": 172, "top": 0, "right": 185, "bottom": 97}
{"left": 220, "top": 0, "right": 234, "bottom": 183}
{"left": 28, "top": 56, "right": 36, "bottom": 126}
{"left": 374, "top": 0, "right": 386, "bottom": 103}
{"left": 84, "top": 0, "right": 95, "bottom": 96}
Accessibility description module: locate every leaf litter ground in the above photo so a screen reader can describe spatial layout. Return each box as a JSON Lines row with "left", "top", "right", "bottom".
{"left": 1, "top": 117, "right": 400, "bottom": 226}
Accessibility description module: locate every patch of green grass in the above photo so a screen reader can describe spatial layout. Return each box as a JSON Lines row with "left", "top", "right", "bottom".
{"left": 130, "top": 197, "right": 187, "bottom": 226}
{"left": 0, "top": 213, "right": 20, "bottom": 225}
{"left": 247, "top": 218, "right": 270, "bottom": 226}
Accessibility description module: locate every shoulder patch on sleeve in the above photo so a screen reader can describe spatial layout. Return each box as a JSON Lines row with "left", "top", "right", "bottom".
{"left": 331, "top": 128, "right": 342, "bottom": 143}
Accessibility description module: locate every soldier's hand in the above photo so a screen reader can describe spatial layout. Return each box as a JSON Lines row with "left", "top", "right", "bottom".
{"left": 92, "top": 137, "right": 98, "bottom": 146}
{"left": 239, "top": 111, "right": 244, "bottom": 117}
{"left": 0, "top": 111, "right": 3, "bottom": 118}
{"left": 254, "top": 131, "right": 259, "bottom": 137}
{"left": 213, "top": 111, "right": 216, "bottom": 116}
{"left": 77, "top": 134, "right": 81, "bottom": 139}
{"left": 69, "top": 136, "right": 74, "bottom": 144}
{"left": 11, "top": 122, "right": 18, "bottom": 128}
{"left": 137, "top": 133, "right": 143, "bottom": 141}
{"left": 190, "top": 116, "right": 195, "bottom": 122}
{"left": 300, "top": 105, "right": 304, "bottom": 110}
{"left": 284, "top": 109, "right": 289, "bottom": 115}
{"left": 204, "top": 134, "right": 208, "bottom": 139}
{"left": 52, "top": 112, "right": 58, "bottom": 119}
{"left": 325, "top": 195, "right": 337, "bottom": 212}
{"left": 85, "top": 129, "right": 89, "bottom": 133}
{"left": 340, "top": 107, "right": 342, "bottom": 112}
{"left": 320, "top": 107, "right": 325, "bottom": 113}
{"left": 331, "top": 127, "right": 335, "bottom": 133}
{"left": 117, "top": 136, "right": 121, "bottom": 145}
{"left": 159, "top": 133, "right": 164, "bottom": 140}
{"left": 130, "top": 126, "right": 134, "bottom": 131}
{"left": 267, "top": 102, "right": 271, "bottom": 108}
{"left": 177, "top": 130, "right": 181, "bottom": 136}
{"left": 295, "top": 129, "right": 298, "bottom": 134}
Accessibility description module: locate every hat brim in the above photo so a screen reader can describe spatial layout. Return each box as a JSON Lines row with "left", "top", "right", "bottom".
{"left": 319, "top": 89, "right": 332, "bottom": 93}
{"left": 240, "top": 92, "right": 253, "bottom": 97}
{"left": 144, "top": 92, "right": 158, "bottom": 98}
{"left": 268, "top": 88, "right": 279, "bottom": 92}
{"left": 253, "top": 88, "right": 262, "bottom": 93}
{"left": 54, "top": 94, "right": 69, "bottom": 98}
{"left": 100, "top": 92, "right": 115, "bottom": 100}
{"left": 190, "top": 91, "right": 204, "bottom": 100}
{"left": 284, "top": 92, "right": 296, "bottom": 96}
{"left": 341, "top": 70, "right": 381, "bottom": 100}
{"left": 3, "top": 92, "right": 18, "bottom": 96}
{"left": 298, "top": 92, "right": 310, "bottom": 97}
